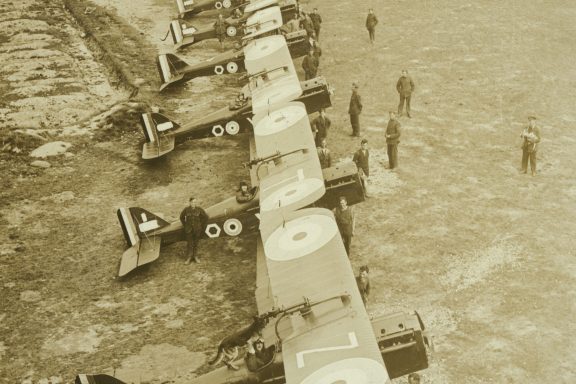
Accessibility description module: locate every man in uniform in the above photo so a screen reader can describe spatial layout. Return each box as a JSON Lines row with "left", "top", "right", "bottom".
{"left": 396, "top": 69, "right": 415, "bottom": 118}
{"left": 520, "top": 115, "right": 541, "bottom": 176}
{"left": 236, "top": 181, "right": 256, "bottom": 203}
{"left": 284, "top": 13, "right": 301, "bottom": 33}
{"left": 214, "top": 14, "right": 227, "bottom": 50}
{"left": 356, "top": 265, "right": 370, "bottom": 306}
{"left": 353, "top": 139, "right": 370, "bottom": 196}
{"left": 365, "top": 9, "right": 378, "bottom": 44}
{"left": 385, "top": 111, "right": 401, "bottom": 169}
{"left": 302, "top": 49, "right": 319, "bottom": 80}
{"left": 317, "top": 138, "right": 332, "bottom": 169}
{"left": 333, "top": 196, "right": 355, "bottom": 256}
{"left": 180, "top": 197, "right": 209, "bottom": 264}
{"left": 309, "top": 8, "right": 322, "bottom": 41}
{"left": 311, "top": 108, "right": 330, "bottom": 147}
{"left": 348, "top": 82, "right": 363, "bottom": 137}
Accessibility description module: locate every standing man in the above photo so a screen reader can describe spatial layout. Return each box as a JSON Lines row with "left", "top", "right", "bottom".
{"left": 396, "top": 69, "right": 415, "bottom": 118}
{"left": 333, "top": 196, "right": 355, "bottom": 256}
{"left": 180, "top": 197, "right": 209, "bottom": 264}
{"left": 311, "top": 108, "right": 331, "bottom": 147}
{"left": 385, "top": 111, "right": 401, "bottom": 169}
{"left": 356, "top": 265, "right": 371, "bottom": 306}
{"left": 317, "top": 138, "right": 332, "bottom": 169}
{"left": 365, "top": 9, "right": 378, "bottom": 44}
{"left": 353, "top": 139, "right": 370, "bottom": 196}
{"left": 214, "top": 14, "right": 227, "bottom": 50}
{"left": 302, "top": 49, "right": 319, "bottom": 80}
{"left": 309, "top": 8, "right": 322, "bottom": 41}
{"left": 348, "top": 82, "right": 363, "bottom": 137}
{"left": 520, "top": 115, "right": 541, "bottom": 176}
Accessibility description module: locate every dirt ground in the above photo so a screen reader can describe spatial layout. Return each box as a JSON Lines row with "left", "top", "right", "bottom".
{"left": 1, "top": 0, "right": 575, "bottom": 383}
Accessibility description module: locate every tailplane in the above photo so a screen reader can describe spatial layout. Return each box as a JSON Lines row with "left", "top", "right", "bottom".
{"left": 169, "top": 19, "right": 198, "bottom": 49}
{"left": 175, "top": 0, "right": 195, "bottom": 17}
{"left": 116, "top": 207, "right": 170, "bottom": 277}
{"left": 157, "top": 54, "right": 188, "bottom": 91}
{"left": 140, "top": 113, "right": 179, "bottom": 159}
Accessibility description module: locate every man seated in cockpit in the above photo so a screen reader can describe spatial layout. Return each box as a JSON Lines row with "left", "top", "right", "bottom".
{"left": 236, "top": 181, "right": 257, "bottom": 203}
{"left": 245, "top": 338, "right": 274, "bottom": 372}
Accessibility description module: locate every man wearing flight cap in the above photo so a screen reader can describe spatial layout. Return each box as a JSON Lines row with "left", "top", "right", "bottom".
{"left": 348, "top": 82, "right": 363, "bottom": 137}
{"left": 520, "top": 115, "right": 541, "bottom": 176}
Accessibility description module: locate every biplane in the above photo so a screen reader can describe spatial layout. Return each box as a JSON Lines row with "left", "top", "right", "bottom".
{"left": 75, "top": 36, "right": 430, "bottom": 384}
{"left": 175, "top": 0, "right": 244, "bottom": 18}
{"left": 141, "top": 75, "right": 332, "bottom": 159}
{"left": 158, "top": 13, "right": 309, "bottom": 90}
{"left": 169, "top": 0, "right": 298, "bottom": 49}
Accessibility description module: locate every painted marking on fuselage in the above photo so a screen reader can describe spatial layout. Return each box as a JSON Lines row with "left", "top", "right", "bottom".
{"left": 296, "top": 332, "right": 358, "bottom": 368}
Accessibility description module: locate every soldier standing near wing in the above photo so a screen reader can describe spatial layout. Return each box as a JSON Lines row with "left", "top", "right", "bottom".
{"left": 302, "top": 49, "right": 319, "bottom": 80}
{"left": 385, "top": 111, "right": 401, "bottom": 169}
{"left": 236, "top": 181, "right": 257, "bottom": 203}
{"left": 180, "top": 197, "right": 208, "bottom": 264}
{"left": 317, "top": 138, "right": 332, "bottom": 169}
{"left": 214, "top": 14, "right": 227, "bottom": 50}
{"left": 356, "top": 265, "right": 371, "bottom": 306}
{"left": 365, "top": 9, "right": 378, "bottom": 44}
{"left": 353, "top": 139, "right": 370, "bottom": 196}
{"left": 333, "top": 196, "right": 355, "bottom": 256}
{"left": 311, "top": 108, "right": 331, "bottom": 147}
{"left": 348, "top": 82, "right": 363, "bottom": 137}
{"left": 396, "top": 69, "right": 415, "bottom": 118}
{"left": 309, "top": 8, "right": 322, "bottom": 41}
{"left": 520, "top": 115, "right": 541, "bottom": 176}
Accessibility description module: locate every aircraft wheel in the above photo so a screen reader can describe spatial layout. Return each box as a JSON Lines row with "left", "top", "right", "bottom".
{"left": 215, "top": 1, "right": 223, "bottom": 9}
{"left": 222, "top": 0, "right": 232, "bottom": 8}
{"left": 226, "top": 25, "right": 237, "bottom": 37}
{"left": 224, "top": 218, "right": 243, "bottom": 236}
{"left": 214, "top": 65, "right": 225, "bottom": 75}
{"left": 226, "top": 61, "right": 239, "bottom": 73}
{"left": 225, "top": 120, "right": 240, "bottom": 135}
{"left": 212, "top": 125, "right": 224, "bottom": 136}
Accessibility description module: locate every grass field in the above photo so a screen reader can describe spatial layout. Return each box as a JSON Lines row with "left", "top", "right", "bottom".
{"left": 1, "top": 0, "right": 575, "bottom": 383}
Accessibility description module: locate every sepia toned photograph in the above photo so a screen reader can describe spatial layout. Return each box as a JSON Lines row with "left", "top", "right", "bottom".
{"left": 1, "top": 0, "right": 574, "bottom": 383}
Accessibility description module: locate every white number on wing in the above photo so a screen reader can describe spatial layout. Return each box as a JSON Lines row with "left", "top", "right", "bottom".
{"left": 296, "top": 332, "right": 358, "bottom": 368}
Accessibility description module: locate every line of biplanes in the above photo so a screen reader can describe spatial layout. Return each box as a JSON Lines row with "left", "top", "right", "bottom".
{"left": 76, "top": 1, "right": 432, "bottom": 383}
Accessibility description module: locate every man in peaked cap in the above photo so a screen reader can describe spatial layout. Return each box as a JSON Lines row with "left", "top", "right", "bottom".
{"left": 348, "top": 82, "right": 363, "bottom": 137}
{"left": 520, "top": 115, "right": 541, "bottom": 176}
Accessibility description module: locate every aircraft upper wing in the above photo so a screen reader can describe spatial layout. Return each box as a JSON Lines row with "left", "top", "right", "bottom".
{"left": 243, "top": 6, "right": 283, "bottom": 40}
{"left": 244, "top": 35, "right": 302, "bottom": 115}
{"left": 260, "top": 208, "right": 389, "bottom": 384}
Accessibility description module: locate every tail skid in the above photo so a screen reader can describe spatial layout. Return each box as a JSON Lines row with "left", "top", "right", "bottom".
{"left": 157, "top": 54, "right": 187, "bottom": 91}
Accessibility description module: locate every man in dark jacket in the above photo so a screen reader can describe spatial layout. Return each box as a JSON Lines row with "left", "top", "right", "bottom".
{"left": 311, "top": 109, "right": 330, "bottom": 146}
{"left": 356, "top": 265, "right": 370, "bottom": 306}
{"left": 180, "top": 197, "right": 209, "bottom": 264}
{"left": 396, "top": 69, "right": 415, "bottom": 117}
{"left": 214, "top": 14, "right": 227, "bottom": 50}
{"left": 333, "top": 196, "right": 355, "bottom": 256}
{"left": 309, "top": 8, "right": 322, "bottom": 41}
{"left": 365, "top": 9, "right": 378, "bottom": 43}
{"left": 317, "top": 138, "right": 332, "bottom": 169}
{"left": 386, "top": 111, "right": 402, "bottom": 169}
{"left": 520, "top": 115, "right": 542, "bottom": 176}
{"left": 302, "top": 49, "right": 319, "bottom": 80}
{"left": 348, "top": 82, "right": 363, "bottom": 137}
{"left": 353, "top": 139, "right": 370, "bottom": 196}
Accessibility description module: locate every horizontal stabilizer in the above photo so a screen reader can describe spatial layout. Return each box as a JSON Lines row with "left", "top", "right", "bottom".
{"left": 75, "top": 374, "right": 127, "bottom": 384}
{"left": 118, "top": 236, "right": 162, "bottom": 277}
{"left": 117, "top": 207, "right": 170, "bottom": 245}
{"left": 142, "top": 136, "right": 176, "bottom": 159}
{"left": 157, "top": 54, "right": 187, "bottom": 91}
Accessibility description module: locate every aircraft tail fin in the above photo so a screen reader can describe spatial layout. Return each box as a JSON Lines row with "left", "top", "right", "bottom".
{"left": 157, "top": 54, "right": 187, "bottom": 91}
{"left": 140, "top": 112, "right": 178, "bottom": 159}
{"left": 117, "top": 207, "right": 169, "bottom": 277}
{"left": 75, "top": 374, "right": 127, "bottom": 384}
{"left": 175, "top": 0, "right": 194, "bottom": 16}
